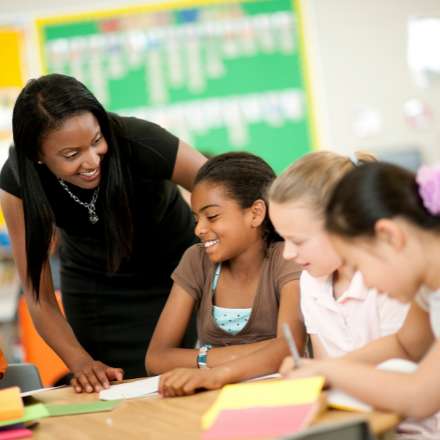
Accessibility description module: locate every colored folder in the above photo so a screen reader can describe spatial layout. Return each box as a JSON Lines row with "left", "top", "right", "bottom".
{"left": 203, "top": 402, "right": 322, "bottom": 439}
{"left": 202, "top": 376, "right": 324, "bottom": 429}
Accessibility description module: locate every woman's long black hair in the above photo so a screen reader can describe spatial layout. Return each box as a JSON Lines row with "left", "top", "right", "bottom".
{"left": 12, "top": 73, "right": 133, "bottom": 299}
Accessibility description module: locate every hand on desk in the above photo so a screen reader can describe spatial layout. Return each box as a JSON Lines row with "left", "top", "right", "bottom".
{"left": 71, "top": 359, "right": 124, "bottom": 393}
{"left": 159, "top": 366, "right": 230, "bottom": 397}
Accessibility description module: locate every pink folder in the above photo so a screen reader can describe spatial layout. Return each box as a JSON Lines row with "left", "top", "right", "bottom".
{"left": 203, "top": 403, "right": 320, "bottom": 439}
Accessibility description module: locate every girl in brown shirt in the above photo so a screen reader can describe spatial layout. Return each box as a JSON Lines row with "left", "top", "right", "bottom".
{"left": 146, "top": 152, "right": 304, "bottom": 397}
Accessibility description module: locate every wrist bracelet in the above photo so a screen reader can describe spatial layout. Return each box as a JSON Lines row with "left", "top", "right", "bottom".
{"left": 197, "top": 344, "right": 212, "bottom": 369}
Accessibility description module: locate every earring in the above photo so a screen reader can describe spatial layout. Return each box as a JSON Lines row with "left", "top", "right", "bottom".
{"left": 37, "top": 161, "right": 43, "bottom": 165}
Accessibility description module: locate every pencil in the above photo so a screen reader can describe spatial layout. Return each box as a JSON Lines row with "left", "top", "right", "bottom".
{"left": 282, "top": 323, "right": 302, "bottom": 368}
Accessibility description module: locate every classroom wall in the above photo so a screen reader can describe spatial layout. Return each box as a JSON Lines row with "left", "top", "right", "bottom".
{"left": 302, "top": 0, "right": 440, "bottom": 164}
{"left": 0, "top": 0, "right": 153, "bottom": 20}
{"left": 1, "top": 0, "right": 440, "bottom": 163}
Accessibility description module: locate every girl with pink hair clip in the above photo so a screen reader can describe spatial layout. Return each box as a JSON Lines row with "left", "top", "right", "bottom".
{"left": 280, "top": 161, "right": 440, "bottom": 438}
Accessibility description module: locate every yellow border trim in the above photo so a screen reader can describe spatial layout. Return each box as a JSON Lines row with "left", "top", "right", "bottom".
{"left": 36, "top": 0, "right": 244, "bottom": 27}
{"left": 295, "top": 0, "right": 320, "bottom": 150}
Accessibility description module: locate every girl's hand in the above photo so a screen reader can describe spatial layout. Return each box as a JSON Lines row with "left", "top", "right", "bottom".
{"left": 159, "top": 367, "right": 230, "bottom": 397}
{"left": 279, "top": 356, "right": 316, "bottom": 376}
{"left": 280, "top": 356, "right": 332, "bottom": 385}
{"left": 70, "top": 359, "right": 124, "bottom": 393}
{"left": 279, "top": 355, "right": 296, "bottom": 376}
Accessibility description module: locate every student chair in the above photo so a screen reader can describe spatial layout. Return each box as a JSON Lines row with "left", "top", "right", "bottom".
{"left": 280, "top": 418, "right": 376, "bottom": 440}
{"left": 18, "top": 292, "right": 69, "bottom": 386}
{"left": 0, "top": 362, "right": 43, "bottom": 393}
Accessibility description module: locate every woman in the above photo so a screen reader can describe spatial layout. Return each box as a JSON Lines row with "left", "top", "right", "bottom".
{"left": 0, "top": 74, "right": 206, "bottom": 392}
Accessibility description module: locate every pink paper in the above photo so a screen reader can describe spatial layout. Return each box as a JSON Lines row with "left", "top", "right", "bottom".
{"left": 203, "top": 404, "right": 318, "bottom": 439}
{"left": 0, "top": 428, "right": 32, "bottom": 440}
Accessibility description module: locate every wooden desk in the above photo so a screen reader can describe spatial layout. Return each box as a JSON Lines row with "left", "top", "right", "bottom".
{"left": 31, "top": 386, "right": 399, "bottom": 439}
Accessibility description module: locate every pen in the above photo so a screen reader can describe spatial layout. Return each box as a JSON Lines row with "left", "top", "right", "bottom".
{"left": 282, "top": 323, "right": 302, "bottom": 368}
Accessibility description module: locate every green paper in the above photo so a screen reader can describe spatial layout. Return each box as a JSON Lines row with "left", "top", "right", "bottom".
{"left": 38, "top": 0, "right": 314, "bottom": 175}
{"left": 45, "top": 400, "right": 120, "bottom": 417}
{"left": 0, "top": 404, "right": 49, "bottom": 428}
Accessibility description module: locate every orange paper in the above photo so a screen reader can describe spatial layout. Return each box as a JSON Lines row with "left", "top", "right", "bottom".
{"left": 0, "top": 387, "right": 24, "bottom": 421}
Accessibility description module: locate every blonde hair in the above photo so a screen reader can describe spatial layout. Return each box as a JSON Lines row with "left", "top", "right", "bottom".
{"left": 268, "top": 151, "right": 376, "bottom": 215}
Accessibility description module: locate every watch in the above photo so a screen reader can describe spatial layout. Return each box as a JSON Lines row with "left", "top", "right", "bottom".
{"left": 197, "top": 344, "right": 212, "bottom": 369}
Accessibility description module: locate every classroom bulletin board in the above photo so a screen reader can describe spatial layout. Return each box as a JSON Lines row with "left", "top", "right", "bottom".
{"left": 0, "top": 29, "right": 24, "bottom": 88}
{"left": 36, "top": 0, "right": 316, "bottom": 173}
{"left": 0, "top": 28, "right": 24, "bottom": 142}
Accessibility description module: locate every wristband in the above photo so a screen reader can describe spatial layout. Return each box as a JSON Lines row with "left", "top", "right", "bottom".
{"left": 197, "top": 344, "right": 212, "bottom": 369}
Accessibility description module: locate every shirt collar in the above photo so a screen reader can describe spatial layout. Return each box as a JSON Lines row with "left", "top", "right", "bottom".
{"left": 336, "top": 271, "right": 369, "bottom": 302}
{"left": 305, "top": 270, "right": 369, "bottom": 304}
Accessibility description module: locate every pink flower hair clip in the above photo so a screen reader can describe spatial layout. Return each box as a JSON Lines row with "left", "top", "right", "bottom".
{"left": 416, "top": 164, "right": 440, "bottom": 215}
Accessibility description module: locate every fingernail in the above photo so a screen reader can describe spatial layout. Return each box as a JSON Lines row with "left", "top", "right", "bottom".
{"left": 86, "top": 386, "right": 92, "bottom": 392}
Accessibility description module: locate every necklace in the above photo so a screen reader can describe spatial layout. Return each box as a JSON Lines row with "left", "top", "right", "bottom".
{"left": 58, "top": 179, "right": 100, "bottom": 224}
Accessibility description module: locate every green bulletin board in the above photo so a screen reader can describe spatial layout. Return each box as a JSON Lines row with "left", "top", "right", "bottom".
{"left": 37, "top": 0, "right": 315, "bottom": 173}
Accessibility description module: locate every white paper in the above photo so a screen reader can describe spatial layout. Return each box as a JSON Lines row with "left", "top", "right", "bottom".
{"left": 327, "top": 389, "right": 372, "bottom": 412}
{"left": 99, "top": 376, "right": 160, "bottom": 401}
{"left": 327, "top": 358, "right": 417, "bottom": 412}
{"left": 244, "top": 373, "right": 281, "bottom": 383}
{"left": 21, "top": 385, "right": 66, "bottom": 398}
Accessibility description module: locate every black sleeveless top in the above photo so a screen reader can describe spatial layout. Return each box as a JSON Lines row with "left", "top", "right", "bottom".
{"left": 0, "top": 115, "right": 196, "bottom": 290}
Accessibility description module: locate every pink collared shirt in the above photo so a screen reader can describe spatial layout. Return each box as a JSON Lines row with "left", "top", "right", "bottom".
{"left": 300, "top": 270, "right": 409, "bottom": 358}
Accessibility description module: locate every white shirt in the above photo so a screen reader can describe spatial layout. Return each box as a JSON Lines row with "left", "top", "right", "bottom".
{"left": 300, "top": 271, "right": 409, "bottom": 358}
{"left": 415, "top": 288, "right": 440, "bottom": 338}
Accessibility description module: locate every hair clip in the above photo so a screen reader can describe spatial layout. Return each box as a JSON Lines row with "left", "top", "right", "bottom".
{"left": 348, "top": 152, "right": 358, "bottom": 166}
{"left": 416, "top": 164, "right": 440, "bottom": 215}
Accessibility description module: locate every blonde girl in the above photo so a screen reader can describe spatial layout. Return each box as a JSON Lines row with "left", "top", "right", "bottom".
{"left": 268, "top": 151, "right": 408, "bottom": 360}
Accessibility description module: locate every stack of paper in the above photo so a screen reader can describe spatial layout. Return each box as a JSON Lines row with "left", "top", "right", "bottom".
{"left": 0, "top": 404, "right": 49, "bottom": 429}
{"left": 202, "top": 376, "right": 325, "bottom": 439}
{"left": 0, "top": 387, "right": 32, "bottom": 438}
{"left": 0, "top": 394, "right": 121, "bottom": 438}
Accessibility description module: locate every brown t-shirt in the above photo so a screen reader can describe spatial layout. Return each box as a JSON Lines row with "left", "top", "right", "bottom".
{"left": 172, "top": 241, "right": 301, "bottom": 346}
